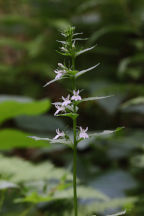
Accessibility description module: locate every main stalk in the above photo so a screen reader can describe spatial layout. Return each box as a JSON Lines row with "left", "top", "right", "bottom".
{"left": 72, "top": 55, "right": 78, "bottom": 216}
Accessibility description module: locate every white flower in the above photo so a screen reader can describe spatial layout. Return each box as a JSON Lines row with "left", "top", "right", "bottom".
{"left": 53, "top": 129, "right": 65, "bottom": 140}
{"left": 71, "top": 90, "right": 82, "bottom": 101}
{"left": 79, "top": 127, "right": 89, "bottom": 139}
{"left": 54, "top": 104, "right": 66, "bottom": 116}
{"left": 62, "top": 95, "right": 71, "bottom": 106}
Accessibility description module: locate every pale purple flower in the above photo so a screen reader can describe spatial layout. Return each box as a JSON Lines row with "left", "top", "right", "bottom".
{"left": 79, "top": 127, "right": 89, "bottom": 139}
{"left": 62, "top": 95, "right": 71, "bottom": 106}
{"left": 54, "top": 104, "right": 66, "bottom": 116}
{"left": 53, "top": 129, "right": 65, "bottom": 140}
{"left": 54, "top": 63, "right": 67, "bottom": 80}
{"left": 71, "top": 90, "right": 81, "bottom": 101}
{"left": 54, "top": 69, "right": 66, "bottom": 80}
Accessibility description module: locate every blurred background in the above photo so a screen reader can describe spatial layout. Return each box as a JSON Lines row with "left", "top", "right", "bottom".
{"left": 0, "top": 0, "right": 144, "bottom": 215}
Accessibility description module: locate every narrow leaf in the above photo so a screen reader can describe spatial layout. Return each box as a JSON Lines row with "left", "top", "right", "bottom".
{"left": 77, "top": 95, "right": 113, "bottom": 104}
{"left": 75, "top": 63, "right": 100, "bottom": 78}
{"left": 43, "top": 79, "right": 60, "bottom": 87}
{"left": 73, "top": 32, "right": 83, "bottom": 36}
{"left": 28, "top": 136, "right": 50, "bottom": 141}
{"left": 72, "top": 38, "right": 88, "bottom": 41}
{"left": 50, "top": 139, "right": 73, "bottom": 148}
{"left": 29, "top": 136, "right": 72, "bottom": 147}
{"left": 89, "top": 127, "right": 124, "bottom": 138}
{"left": 76, "top": 45, "right": 96, "bottom": 56}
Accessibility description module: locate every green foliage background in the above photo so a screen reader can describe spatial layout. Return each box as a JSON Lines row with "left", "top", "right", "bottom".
{"left": 0, "top": 0, "right": 144, "bottom": 215}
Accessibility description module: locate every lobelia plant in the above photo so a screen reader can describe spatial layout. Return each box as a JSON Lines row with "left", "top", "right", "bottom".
{"left": 29, "top": 27, "right": 125, "bottom": 216}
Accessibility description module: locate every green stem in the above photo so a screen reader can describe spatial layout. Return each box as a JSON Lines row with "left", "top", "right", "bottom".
{"left": 73, "top": 116, "right": 78, "bottom": 216}
{"left": 72, "top": 54, "right": 78, "bottom": 216}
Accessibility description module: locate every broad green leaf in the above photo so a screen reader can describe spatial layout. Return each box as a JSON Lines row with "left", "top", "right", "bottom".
{"left": 0, "top": 97, "right": 50, "bottom": 124}
{"left": 75, "top": 63, "right": 100, "bottom": 78}
{"left": 107, "top": 210, "right": 126, "bottom": 216}
{"left": 0, "top": 154, "right": 72, "bottom": 183}
{"left": 76, "top": 45, "right": 96, "bottom": 56}
{"left": 0, "top": 129, "right": 50, "bottom": 149}
{"left": 87, "top": 197, "right": 136, "bottom": 213}
{"left": 54, "top": 186, "right": 109, "bottom": 201}
{"left": 0, "top": 181, "right": 18, "bottom": 190}
{"left": 16, "top": 185, "right": 109, "bottom": 204}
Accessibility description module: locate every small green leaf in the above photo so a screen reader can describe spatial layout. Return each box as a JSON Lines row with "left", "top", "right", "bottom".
{"left": 75, "top": 63, "right": 100, "bottom": 78}
{"left": 57, "top": 113, "right": 79, "bottom": 119}
{"left": 15, "top": 192, "right": 52, "bottom": 204}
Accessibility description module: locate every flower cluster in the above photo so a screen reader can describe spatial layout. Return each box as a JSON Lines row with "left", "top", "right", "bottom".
{"left": 53, "top": 127, "right": 88, "bottom": 141}
{"left": 52, "top": 88, "right": 88, "bottom": 140}
{"left": 53, "top": 90, "right": 81, "bottom": 116}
